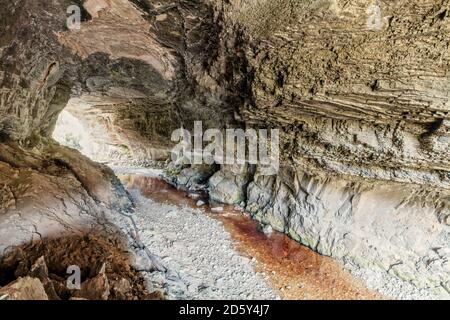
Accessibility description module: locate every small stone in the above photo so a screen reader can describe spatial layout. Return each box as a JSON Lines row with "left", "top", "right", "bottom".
{"left": 155, "top": 13, "right": 168, "bottom": 22}
{"left": 188, "top": 192, "right": 201, "bottom": 200}
{"left": 131, "top": 250, "right": 154, "bottom": 272}
{"left": 196, "top": 200, "right": 206, "bottom": 207}
{"left": 445, "top": 215, "right": 450, "bottom": 226}
{"left": 262, "top": 225, "right": 273, "bottom": 236}
{"left": 187, "top": 284, "right": 199, "bottom": 294}
{"left": 211, "top": 206, "right": 224, "bottom": 213}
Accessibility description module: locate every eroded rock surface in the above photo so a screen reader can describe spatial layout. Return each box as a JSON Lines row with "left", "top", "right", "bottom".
{"left": 0, "top": 277, "right": 49, "bottom": 300}
{"left": 52, "top": 0, "right": 247, "bottom": 164}
{"left": 1, "top": 0, "right": 449, "bottom": 299}
{"left": 0, "top": 234, "right": 163, "bottom": 300}
{"left": 0, "top": 141, "right": 133, "bottom": 252}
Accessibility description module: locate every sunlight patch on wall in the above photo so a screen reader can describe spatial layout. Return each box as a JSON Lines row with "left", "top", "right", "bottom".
{"left": 53, "top": 110, "right": 94, "bottom": 157}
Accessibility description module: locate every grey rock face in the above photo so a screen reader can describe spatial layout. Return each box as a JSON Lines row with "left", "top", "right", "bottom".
{"left": 208, "top": 165, "right": 252, "bottom": 205}
{"left": 245, "top": 167, "right": 450, "bottom": 296}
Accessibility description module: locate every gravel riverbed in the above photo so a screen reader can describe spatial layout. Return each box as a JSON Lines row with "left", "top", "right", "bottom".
{"left": 128, "top": 190, "right": 279, "bottom": 300}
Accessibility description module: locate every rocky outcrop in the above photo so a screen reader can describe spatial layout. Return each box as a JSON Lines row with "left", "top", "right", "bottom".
{"left": 1, "top": 0, "right": 449, "bottom": 298}
{"left": 166, "top": 0, "right": 450, "bottom": 296}
{"left": 0, "top": 235, "right": 164, "bottom": 300}
{"left": 1, "top": 0, "right": 246, "bottom": 162}
{"left": 198, "top": 0, "right": 450, "bottom": 296}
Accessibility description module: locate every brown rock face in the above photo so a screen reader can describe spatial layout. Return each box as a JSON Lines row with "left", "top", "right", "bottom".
{"left": 0, "top": 140, "right": 132, "bottom": 254}
{"left": 219, "top": 0, "right": 450, "bottom": 188}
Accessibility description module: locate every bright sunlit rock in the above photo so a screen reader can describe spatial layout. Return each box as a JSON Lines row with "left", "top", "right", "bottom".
{"left": 53, "top": 110, "right": 94, "bottom": 157}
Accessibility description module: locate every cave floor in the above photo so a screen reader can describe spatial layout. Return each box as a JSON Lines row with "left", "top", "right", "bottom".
{"left": 117, "top": 169, "right": 382, "bottom": 300}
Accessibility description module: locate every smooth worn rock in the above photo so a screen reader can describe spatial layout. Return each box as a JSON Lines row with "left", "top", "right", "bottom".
{"left": 177, "top": 165, "right": 218, "bottom": 190}
{"left": 196, "top": 200, "right": 206, "bottom": 207}
{"left": 208, "top": 165, "right": 253, "bottom": 205}
{"left": 0, "top": 141, "right": 132, "bottom": 255}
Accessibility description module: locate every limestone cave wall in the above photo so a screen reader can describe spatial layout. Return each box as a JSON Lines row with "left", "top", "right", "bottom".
{"left": 0, "top": 0, "right": 449, "bottom": 296}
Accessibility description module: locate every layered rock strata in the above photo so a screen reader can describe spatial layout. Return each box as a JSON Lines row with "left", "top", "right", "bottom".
{"left": 0, "top": 0, "right": 449, "bottom": 297}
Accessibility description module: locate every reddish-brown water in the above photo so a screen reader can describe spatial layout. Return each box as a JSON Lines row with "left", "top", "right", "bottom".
{"left": 119, "top": 174, "right": 382, "bottom": 300}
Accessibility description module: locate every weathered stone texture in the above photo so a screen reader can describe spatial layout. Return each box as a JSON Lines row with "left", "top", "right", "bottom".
{"left": 1, "top": 0, "right": 449, "bottom": 297}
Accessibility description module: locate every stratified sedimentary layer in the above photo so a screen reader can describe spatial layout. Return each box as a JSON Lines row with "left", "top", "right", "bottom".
{"left": 178, "top": 0, "right": 450, "bottom": 296}
{"left": 0, "top": 0, "right": 449, "bottom": 298}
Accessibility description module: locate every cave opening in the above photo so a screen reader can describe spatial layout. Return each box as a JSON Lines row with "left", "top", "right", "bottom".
{"left": 52, "top": 109, "right": 95, "bottom": 159}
